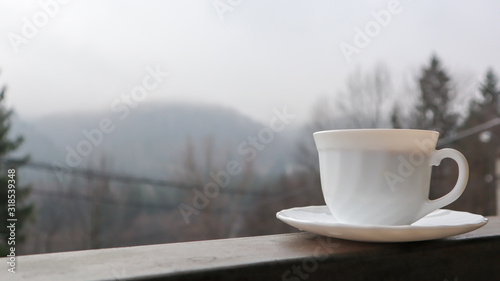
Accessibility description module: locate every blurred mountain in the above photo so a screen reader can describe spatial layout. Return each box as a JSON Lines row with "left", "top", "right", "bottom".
{"left": 10, "top": 103, "right": 299, "bottom": 183}
{"left": 9, "top": 113, "right": 61, "bottom": 162}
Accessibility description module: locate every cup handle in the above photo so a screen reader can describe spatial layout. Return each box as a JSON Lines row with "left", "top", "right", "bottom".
{"left": 417, "top": 148, "right": 469, "bottom": 219}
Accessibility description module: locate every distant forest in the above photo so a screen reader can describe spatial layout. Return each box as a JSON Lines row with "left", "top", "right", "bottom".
{"left": 1, "top": 54, "right": 499, "bottom": 255}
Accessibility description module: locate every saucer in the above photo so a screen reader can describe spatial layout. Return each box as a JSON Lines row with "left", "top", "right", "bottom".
{"left": 276, "top": 206, "right": 488, "bottom": 242}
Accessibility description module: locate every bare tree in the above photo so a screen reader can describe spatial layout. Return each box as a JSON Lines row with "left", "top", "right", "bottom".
{"left": 84, "top": 155, "right": 112, "bottom": 249}
{"left": 336, "top": 64, "right": 393, "bottom": 128}
{"left": 296, "top": 64, "right": 394, "bottom": 176}
{"left": 294, "top": 96, "right": 336, "bottom": 175}
{"left": 176, "top": 135, "right": 254, "bottom": 240}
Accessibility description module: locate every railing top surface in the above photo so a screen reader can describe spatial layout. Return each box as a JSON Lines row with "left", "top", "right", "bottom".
{"left": 2, "top": 217, "right": 500, "bottom": 281}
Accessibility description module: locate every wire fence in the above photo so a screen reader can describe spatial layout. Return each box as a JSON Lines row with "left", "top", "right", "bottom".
{"left": 1, "top": 157, "right": 308, "bottom": 214}
{"left": 1, "top": 158, "right": 280, "bottom": 195}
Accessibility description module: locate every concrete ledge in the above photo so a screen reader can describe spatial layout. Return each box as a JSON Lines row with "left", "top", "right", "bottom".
{"left": 2, "top": 217, "right": 499, "bottom": 281}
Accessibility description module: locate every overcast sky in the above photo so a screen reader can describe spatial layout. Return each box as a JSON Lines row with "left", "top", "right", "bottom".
{"left": 1, "top": 0, "right": 499, "bottom": 124}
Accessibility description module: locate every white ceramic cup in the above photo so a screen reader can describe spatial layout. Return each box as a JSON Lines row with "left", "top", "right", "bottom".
{"left": 313, "top": 129, "right": 468, "bottom": 226}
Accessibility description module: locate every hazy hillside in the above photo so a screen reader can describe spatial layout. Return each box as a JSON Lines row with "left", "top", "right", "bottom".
{"left": 10, "top": 114, "right": 61, "bottom": 161}
{"left": 11, "top": 102, "right": 299, "bottom": 184}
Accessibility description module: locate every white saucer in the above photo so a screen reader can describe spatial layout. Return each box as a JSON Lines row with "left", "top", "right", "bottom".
{"left": 276, "top": 206, "right": 488, "bottom": 243}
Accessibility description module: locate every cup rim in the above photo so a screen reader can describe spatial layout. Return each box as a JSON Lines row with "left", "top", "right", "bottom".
{"left": 313, "top": 128, "right": 439, "bottom": 136}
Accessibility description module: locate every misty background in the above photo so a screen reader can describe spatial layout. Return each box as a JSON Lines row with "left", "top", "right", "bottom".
{"left": 1, "top": 0, "right": 500, "bottom": 254}
{"left": 1, "top": 0, "right": 500, "bottom": 122}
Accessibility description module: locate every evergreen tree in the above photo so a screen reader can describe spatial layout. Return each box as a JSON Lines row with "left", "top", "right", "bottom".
{"left": 463, "top": 69, "right": 500, "bottom": 128}
{"left": 390, "top": 104, "right": 402, "bottom": 129}
{"left": 413, "top": 55, "right": 459, "bottom": 138}
{"left": 410, "top": 55, "right": 460, "bottom": 203}
{"left": 477, "top": 69, "right": 499, "bottom": 116}
{"left": 0, "top": 79, "right": 33, "bottom": 256}
{"left": 455, "top": 69, "right": 499, "bottom": 215}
